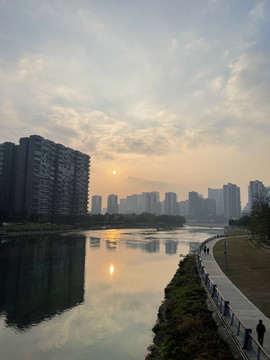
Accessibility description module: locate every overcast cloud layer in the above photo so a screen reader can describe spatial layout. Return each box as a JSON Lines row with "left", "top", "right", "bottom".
{"left": 1, "top": 0, "right": 269, "bottom": 204}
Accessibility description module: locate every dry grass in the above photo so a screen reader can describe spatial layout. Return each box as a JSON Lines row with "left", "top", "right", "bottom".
{"left": 213, "top": 236, "right": 270, "bottom": 317}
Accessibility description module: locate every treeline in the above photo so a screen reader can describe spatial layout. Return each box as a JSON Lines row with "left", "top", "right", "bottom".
{"left": 229, "top": 197, "right": 270, "bottom": 241}
{"left": 1, "top": 212, "right": 186, "bottom": 228}
{"left": 89, "top": 213, "right": 185, "bottom": 227}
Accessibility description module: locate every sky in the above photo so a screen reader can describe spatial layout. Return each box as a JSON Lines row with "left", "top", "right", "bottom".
{"left": 1, "top": 0, "right": 270, "bottom": 207}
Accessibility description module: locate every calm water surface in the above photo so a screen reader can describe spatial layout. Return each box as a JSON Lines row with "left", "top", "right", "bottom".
{"left": 0, "top": 226, "right": 223, "bottom": 360}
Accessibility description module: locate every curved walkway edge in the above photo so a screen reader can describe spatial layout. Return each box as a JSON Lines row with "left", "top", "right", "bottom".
{"left": 198, "top": 237, "right": 270, "bottom": 360}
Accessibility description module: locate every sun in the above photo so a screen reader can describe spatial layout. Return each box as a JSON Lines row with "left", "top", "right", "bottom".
{"left": 112, "top": 170, "right": 117, "bottom": 175}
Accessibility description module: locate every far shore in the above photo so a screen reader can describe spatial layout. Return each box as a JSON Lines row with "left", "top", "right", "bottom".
{"left": 1, "top": 222, "right": 187, "bottom": 238}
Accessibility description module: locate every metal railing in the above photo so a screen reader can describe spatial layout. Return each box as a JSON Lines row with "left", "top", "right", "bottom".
{"left": 197, "top": 236, "right": 270, "bottom": 360}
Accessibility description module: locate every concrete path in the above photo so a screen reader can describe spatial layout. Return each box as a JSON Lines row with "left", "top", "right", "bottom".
{"left": 201, "top": 238, "right": 270, "bottom": 356}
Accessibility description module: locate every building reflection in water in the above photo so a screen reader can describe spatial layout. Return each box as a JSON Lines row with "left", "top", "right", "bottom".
{"left": 105, "top": 229, "right": 119, "bottom": 251}
{"left": 165, "top": 240, "right": 178, "bottom": 255}
{"left": 88, "top": 233, "right": 181, "bottom": 255}
{"left": 0, "top": 235, "right": 86, "bottom": 331}
{"left": 106, "top": 240, "right": 117, "bottom": 250}
{"left": 126, "top": 240, "right": 161, "bottom": 253}
{"left": 141, "top": 240, "right": 160, "bottom": 253}
{"left": 90, "top": 237, "right": 100, "bottom": 248}
{"left": 189, "top": 241, "right": 201, "bottom": 252}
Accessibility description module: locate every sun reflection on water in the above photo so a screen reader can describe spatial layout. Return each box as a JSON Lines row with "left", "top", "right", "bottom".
{"left": 109, "top": 264, "right": 115, "bottom": 276}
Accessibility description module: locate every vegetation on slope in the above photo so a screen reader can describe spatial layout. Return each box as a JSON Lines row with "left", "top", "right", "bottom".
{"left": 146, "top": 254, "right": 234, "bottom": 360}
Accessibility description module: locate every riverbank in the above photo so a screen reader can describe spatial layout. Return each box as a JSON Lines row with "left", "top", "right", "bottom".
{"left": 0, "top": 221, "right": 186, "bottom": 237}
{"left": 0, "top": 222, "right": 76, "bottom": 237}
{"left": 146, "top": 254, "right": 235, "bottom": 360}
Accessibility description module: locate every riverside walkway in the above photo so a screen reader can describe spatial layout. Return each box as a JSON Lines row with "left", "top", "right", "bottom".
{"left": 199, "top": 237, "right": 270, "bottom": 360}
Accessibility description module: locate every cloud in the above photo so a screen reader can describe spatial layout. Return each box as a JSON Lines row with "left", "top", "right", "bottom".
{"left": 127, "top": 176, "right": 178, "bottom": 189}
{"left": 208, "top": 76, "right": 225, "bottom": 91}
{"left": 249, "top": 1, "right": 265, "bottom": 21}
{"left": 0, "top": 0, "right": 270, "bottom": 176}
{"left": 224, "top": 53, "right": 270, "bottom": 124}
{"left": 185, "top": 35, "right": 208, "bottom": 53}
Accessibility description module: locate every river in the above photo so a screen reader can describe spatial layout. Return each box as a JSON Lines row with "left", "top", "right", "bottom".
{"left": 0, "top": 226, "right": 223, "bottom": 360}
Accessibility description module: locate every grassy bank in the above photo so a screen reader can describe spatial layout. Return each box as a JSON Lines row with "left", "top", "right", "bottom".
{"left": 1, "top": 222, "right": 75, "bottom": 236}
{"left": 213, "top": 236, "right": 270, "bottom": 318}
{"left": 146, "top": 254, "right": 235, "bottom": 360}
{"left": 1, "top": 222, "right": 185, "bottom": 237}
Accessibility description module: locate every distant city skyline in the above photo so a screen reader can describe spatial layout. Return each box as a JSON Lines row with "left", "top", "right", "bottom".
{"left": 1, "top": 1, "right": 270, "bottom": 207}
{"left": 91, "top": 180, "right": 269, "bottom": 220}
{"left": 93, "top": 179, "right": 269, "bottom": 210}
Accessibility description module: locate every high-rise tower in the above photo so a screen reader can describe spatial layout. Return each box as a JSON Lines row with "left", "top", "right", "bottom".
{"left": 107, "top": 194, "right": 118, "bottom": 214}
{"left": 91, "top": 195, "right": 102, "bottom": 214}
{"left": 1, "top": 135, "right": 90, "bottom": 217}
{"left": 223, "top": 183, "right": 241, "bottom": 219}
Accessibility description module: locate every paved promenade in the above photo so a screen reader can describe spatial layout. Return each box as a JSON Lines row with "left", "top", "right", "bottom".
{"left": 201, "top": 238, "right": 270, "bottom": 356}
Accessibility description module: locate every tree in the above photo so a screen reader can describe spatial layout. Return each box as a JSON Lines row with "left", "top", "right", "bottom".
{"left": 250, "top": 191, "right": 270, "bottom": 241}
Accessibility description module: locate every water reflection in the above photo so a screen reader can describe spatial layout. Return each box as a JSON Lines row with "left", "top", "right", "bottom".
{"left": 0, "top": 227, "right": 224, "bottom": 360}
{"left": 124, "top": 239, "right": 161, "bottom": 253}
{"left": 109, "top": 264, "right": 115, "bottom": 276}
{"left": 90, "top": 236, "right": 100, "bottom": 248}
{"left": 0, "top": 235, "right": 86, "bottom": 331}
{"left": 142, "top": 240, "right": 160, "bottom": 253}
{"left": 165, "top": 240, "right": 178, "bottom": 254}
{"left": 190, "top": 241, "right": 201, "bottom": 252}
{"left": 106, "top": 240, "right": 117, "bottom": 250}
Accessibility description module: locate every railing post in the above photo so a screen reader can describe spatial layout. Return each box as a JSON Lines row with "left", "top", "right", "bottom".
{"left": 220, "top": 297, "right": 223, "bottom": 309}
{"left": 223, "top": 301, "right": 230, "bottom": 316}
{"left": 212, "top": 284, "right": 217, "bottom": 298}
{"left": 243, "top": 329, "right": 252, "bottom": 350}
{"left": 237, "top": 321, "right": 240, "bottom": 336}
{"left": 257, "top": 346, "right": 261, "bottom": 360}
{"left": 205, "top": 273, "right": 209, "bottom": 286}
{"left": 231, "top": 312, "right": 234, "bottom": 326}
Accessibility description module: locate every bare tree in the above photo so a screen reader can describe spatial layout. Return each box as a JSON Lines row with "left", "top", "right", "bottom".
{"left": 250, "top": 189, "right": 270, "bottom": 241}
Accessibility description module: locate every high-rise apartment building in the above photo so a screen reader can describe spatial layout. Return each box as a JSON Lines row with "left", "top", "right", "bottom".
{"left": 148, "top": 192, "right": 160, "bottom": 214}
{"left": 202, "top": 198, "right": 216, "bottom": 217}
{"left": 0, "top": 135, "right": 90, "bottom": 217}
{"left": 188, "top": 191, "right": 202, "bottom": 217}
{"left": 91, "top": 195, "right": 102, "bottom": 214}
{"left": 179, "top": 200, "right": 189, "bottom": 216}
{"left": 164, "top": 192, "right": 177, "bottom": 215}
{"left": 208, "top": 188, "right": 224, "bottom": 216}
{"left": 188, "top": 191, "right": 216, "bottom": 218}
{"left": 119, "top": 198, "right": 127, "bottom": 214}
{"left": 126, "top": 194, "right": 139, "bottom": 214}
{"left": 249, "top": 180, "right": 265, "bottom": 202}
{"left": 247, "top": 180, "right": 266, "bottom": 211}
{"left": 0, "top": 142, "right": 17, "bottom": 215}
{"left": 223, "top": 183, "right": 241, "bottom": 219}
{"left": 118, "top": 191, "right": 160, "bottom": 215}
{"left": 243, "top": 180, "right": 268, "bottom": 213}
{"left": 107, "top": 194, "right": 118, "bottom": 214}
{"left": 137, "top": 193, "right": 148, "bottom": 214}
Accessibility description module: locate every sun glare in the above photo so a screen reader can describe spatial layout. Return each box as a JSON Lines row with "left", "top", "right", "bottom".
{"left": 112, "top": 170, "right": 117, "bottom": 175}
{"left": 109, "top": 264, "right": 115, "bottom": 276}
